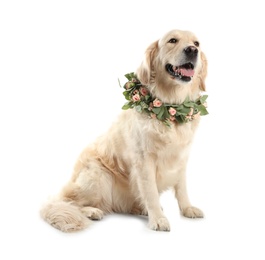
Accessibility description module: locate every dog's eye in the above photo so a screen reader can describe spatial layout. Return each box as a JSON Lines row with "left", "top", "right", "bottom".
{"left": 168, "top": 38, "right": 178, "bottom": 44}
{"left": 194, "top": 41, "right": 200, "bottom": 47}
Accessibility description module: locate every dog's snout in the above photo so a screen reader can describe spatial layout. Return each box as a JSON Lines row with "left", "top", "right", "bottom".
{"left": 184, "top": 46, "right": 198, "bottom": 58}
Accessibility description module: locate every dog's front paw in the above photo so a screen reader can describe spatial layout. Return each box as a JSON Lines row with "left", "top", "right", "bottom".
{"left": 148, "top": 217, "right": 170, "bottom": 231}
{"left": 182, "top": 206, "right": 204, "bottom": 218}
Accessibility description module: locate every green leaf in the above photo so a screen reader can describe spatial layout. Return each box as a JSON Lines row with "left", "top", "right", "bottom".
{"left": 122, "top": 102, "right": 132, "bottom": 110}
{"left": 152, "top": 107, "right": 162, "bottom": 115}
{"left": 140, "top": 101, "right": 148, "bottom": 109}
{"left": 198, "top": 105, "right": 209, "bottom": 116}
{"left": 123, "top": 90, "right": 130, "bottom": 100}
{"left": 135, "top": 105, "right": 142, "bottom": 113}
{"left": 129, "top": 82, "right": 135, "bottom": 88}
{"left": 184, "top": 101, "right": 195, "bottom": 108}
{"left": 177, "top": 107, "right": 190, "bottom": 115}
{"left": 123, "top": 82, "right": 135, "bottom": 90}
{"left": 193, "top": 106, "right": 199, "bottom": 114}
{"left": 200, "top": 95, "right": 208, "bottom": 104}
{"left": 175, "top": 115, "right": 186, "bottom": 123}
{"left": 164, "top": 107, "right": 170, "bottom": 119}
{"left": 176, "top": 105, "right": 184, "bottom": 110}
{"left": 157, "top": 107, "right": 165, "bottom": 120}
{"left": 145, "top": 95, "right": 150, "bottom": 101}
{"left": 124, "top": 72, "right": 135, "bottom": 81}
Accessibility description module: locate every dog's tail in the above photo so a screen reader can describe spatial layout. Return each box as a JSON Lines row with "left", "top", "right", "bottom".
{"left": 40, "top": 199, "right": 91, "bottom": 232}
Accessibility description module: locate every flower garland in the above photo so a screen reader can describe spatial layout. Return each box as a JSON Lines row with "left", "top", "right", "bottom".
{"left": 120, "top": 72, "right": 208, "bottom": 127}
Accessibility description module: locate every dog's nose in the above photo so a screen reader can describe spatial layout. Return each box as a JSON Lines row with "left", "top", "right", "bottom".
{"left": 184, "top": 46, "right": 198, "bottom": 58}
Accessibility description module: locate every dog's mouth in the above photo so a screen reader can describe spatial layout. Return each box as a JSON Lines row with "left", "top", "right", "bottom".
{"left": 166, "top": 62, "right": 195, "bottom": 82}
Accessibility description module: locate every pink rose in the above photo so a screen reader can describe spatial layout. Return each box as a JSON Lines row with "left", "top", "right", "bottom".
{"left": 186, "top": 115, "right": 192, "bottom": 121}
{"left": 132, "top": 94, "right": 140, "bottom": 102}
{"left": 188, "top": 108, "right": 194, "bottom": 116}
{"left": 192, "top": 111, "right": 201, "bottom": 120}
{"left": 168, "top": 107, "right": 177, "bottom": 116}
{"left": 140, "top": 87, "right": 149, "bottom": 96}
{"left": 153, "top": 98, "right": 162, "bottom": 107}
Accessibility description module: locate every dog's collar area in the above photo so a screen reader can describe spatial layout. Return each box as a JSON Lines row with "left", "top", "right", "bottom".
{"left": 166, "top": 63, "right": 194, "bottom": 82}
{"left": 120, "top": 72, "right": 208, "bottom": 127}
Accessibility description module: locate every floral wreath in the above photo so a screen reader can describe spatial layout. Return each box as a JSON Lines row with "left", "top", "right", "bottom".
{"left": 120, "top": 72, "right": 208, "bottom": 127}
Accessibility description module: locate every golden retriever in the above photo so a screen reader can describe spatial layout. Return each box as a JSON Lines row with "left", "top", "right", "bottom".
{"left": 40, "top": 29, "right": 208, "bottom": 232}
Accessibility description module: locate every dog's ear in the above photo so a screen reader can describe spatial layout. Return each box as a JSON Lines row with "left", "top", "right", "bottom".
{"left": 198, "top": 51, "right": 208, "bottom": 91}
{"left": 136, "top": 40, "right": 158, "bottom": 85}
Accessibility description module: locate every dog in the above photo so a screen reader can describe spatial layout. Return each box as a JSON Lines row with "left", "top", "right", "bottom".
{"left": 40, "top": 29, "right": 208, "bottom": 232}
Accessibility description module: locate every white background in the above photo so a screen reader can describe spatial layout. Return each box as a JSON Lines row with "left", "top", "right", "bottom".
{"left": 1, "top": 0, "right": 265, "bottom": 259}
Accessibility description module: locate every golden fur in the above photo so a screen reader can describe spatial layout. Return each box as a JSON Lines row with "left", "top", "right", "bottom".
{"left": 40, "top": 29, "right": 208, "bottom": 232}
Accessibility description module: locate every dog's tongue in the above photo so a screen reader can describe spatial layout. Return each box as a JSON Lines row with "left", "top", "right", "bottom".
{"left": 179, "top": 68, "right": 194, "bottom": 77}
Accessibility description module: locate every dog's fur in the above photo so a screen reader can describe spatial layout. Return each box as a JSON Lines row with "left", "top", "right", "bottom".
{"left": 40, "top": 29, "right": 208, "bottom": 232}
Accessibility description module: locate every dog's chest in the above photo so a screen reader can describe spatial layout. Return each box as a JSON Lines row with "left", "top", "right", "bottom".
{"left": 153, "top": 123, "right": 196, "bottom": 190}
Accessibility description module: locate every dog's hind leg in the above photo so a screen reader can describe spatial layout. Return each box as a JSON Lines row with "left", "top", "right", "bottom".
{"left": 41, "top": 159, "right": 113, "bottom": 232}
{"left": 62, "top": 160, "right": 114, "bottom": 214}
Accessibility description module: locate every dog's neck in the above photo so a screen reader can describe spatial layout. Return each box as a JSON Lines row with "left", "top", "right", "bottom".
{"left": 121, "top": 72, "right": 208, "bottom": 127}
{"left": 149, "top": 82, "right": 198, "bottom": 105}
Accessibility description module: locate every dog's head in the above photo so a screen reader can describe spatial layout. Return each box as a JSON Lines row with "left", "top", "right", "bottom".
{"left": 136, "top": 29, "right": 207, "bottom": 103}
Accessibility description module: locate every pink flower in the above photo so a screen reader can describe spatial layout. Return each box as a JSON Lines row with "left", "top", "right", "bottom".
{"left": 153, "top": 98, "right": 162, "bottom": 107}
{"left": 186, "top": 115, "right": 192, "bottom": 121}
{"left": 192, "top": 111, "right": 201, "bottom": 120}
{"left": 132, "top": 94, "right": 140, "bottom": 102}
{"left": 140, "top": 87, "right": 149, "bottom": 96}
{"left": 188, "top": 108, "right": 194, "bottom": 116}
{"left": 168, "top": 107, "right": 177, "bottom": 116}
